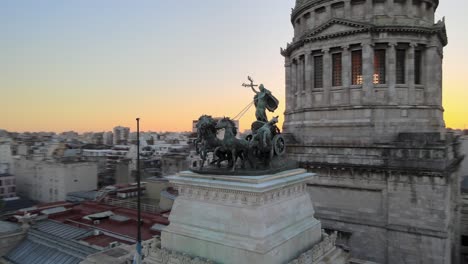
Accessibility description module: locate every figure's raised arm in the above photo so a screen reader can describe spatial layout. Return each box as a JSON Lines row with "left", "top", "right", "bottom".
{"left": 251, "top": 86, "right": 259, "bottom": 94}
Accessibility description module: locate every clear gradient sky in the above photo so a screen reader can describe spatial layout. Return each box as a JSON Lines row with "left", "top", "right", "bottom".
{"left": 1, "top": 0, "right": 466, "bottom": 133}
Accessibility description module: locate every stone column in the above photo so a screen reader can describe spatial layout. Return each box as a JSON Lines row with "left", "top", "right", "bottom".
{"left": 325, "top": 5, "right": 332, "bottom": 21}
{"left": 425, "top": 45, "right": 441, "bottom": 106}
{"left": 285, "top": 61, "right": 292, "bottom": 112}
{"left": 342, "top": 45, "right": 351, "bottom": 104}
{"left": 305, "top": 52, "right": 312, "bottom": 91}
{"left": 297, "top": 56, "right": 304, "bottom": 109}
{"left": 405, "top": 0, "right": 413, "bottom": 18}
{"left": 419, "top": 3, "right": 425, "bottom": 21}
{"left": 362, "top": 43, "right": 374, "bottom": 104}
{"left": 387, "top": 42, "right": 397, "bottom": 105}
{"left": 386, "top": 0, "right": 394, "bottom": 17}
{"left": 344, "top": 0, "right": 351, "bottom": 18}
{"left": 407, "top": 43, "right": 416, "bottom": 105}
{"left": 322, "top": 49, "right": 332, "bottom": 106}
{"left": 365, "top": 0, "right": 373, "bottom": 20}
{"left": 291, "top": 60, "right": 297, "bottom": 110}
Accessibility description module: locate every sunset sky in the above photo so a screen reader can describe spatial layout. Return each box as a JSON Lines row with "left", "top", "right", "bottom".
{"left": 1, "top": 0, "right": 466, "bottom": 133}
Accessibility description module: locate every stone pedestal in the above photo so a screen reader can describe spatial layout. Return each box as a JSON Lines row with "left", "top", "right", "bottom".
{"left": 159, "top": 168, "right": 347, "bottom": 264}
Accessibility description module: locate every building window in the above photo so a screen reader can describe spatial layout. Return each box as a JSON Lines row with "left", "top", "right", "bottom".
{"left": 373, "top": 49, "right": 386, "bottom": 84}
{"left": 415, "top": 50, "right": 422, "bottom": 84}
{"left": 462, "top": 235, "right": 468, "bottom": 247}
{"left": 396, "top": 49, "right": 406, "bottom": 84}
{"left": 332, "top": 53, "right": 342, "bottom": 86}
{"left": 351, "top": 50, "right": 363, "bottom": 85}
{"left": 314, "top": 56, "right": 323, "bottom": 88}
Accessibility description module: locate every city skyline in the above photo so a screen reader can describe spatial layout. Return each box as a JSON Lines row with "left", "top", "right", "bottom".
{"left": 1, "top": 0, "right": 467, "bottom": 133}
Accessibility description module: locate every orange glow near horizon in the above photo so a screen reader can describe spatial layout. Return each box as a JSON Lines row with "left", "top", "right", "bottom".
{"left": 1, "top": 1, "right": 466, "bottom": 133}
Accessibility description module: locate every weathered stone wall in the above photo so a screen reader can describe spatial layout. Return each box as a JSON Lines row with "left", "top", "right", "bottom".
{"left": 304, "top": 164, "right": 458, "bottom": 263}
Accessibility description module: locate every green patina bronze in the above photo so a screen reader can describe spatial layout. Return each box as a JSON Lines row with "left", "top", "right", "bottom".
{"left": 192, "top": 76, "right": 286, "bottom": 174}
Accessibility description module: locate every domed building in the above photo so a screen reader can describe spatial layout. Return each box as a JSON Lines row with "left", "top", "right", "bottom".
{"left": 282, "top": 0, "right": 461, "bottom": 263}
{"left": 282, "top": 0, "right": 446, "bottom": 143}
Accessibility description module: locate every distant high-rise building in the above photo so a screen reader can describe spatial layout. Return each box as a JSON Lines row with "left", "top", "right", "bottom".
{"left": 113, "top": 126, "right": 130, "bottom": 145}
{"left": 103, "top": 131, "right": 113, "bottom": 146}
{"left": 14, "top": 159, "right": 98, "bottom": 203}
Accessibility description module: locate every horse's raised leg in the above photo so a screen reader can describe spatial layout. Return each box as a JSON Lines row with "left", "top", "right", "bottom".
{"left": 199, "top": 149, "right": 206, "bottom": 170}
{"left": 240, "top": 151, "right": 246, "bottom": 169}
{"left": 231, "top": 149, "right": 237, "bottom": 172}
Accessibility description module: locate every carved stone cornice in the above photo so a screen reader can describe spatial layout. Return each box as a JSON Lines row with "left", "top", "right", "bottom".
{"left": 175, "top": 182, "right": 308, "bottom": 206}
{"left": 281, "top": 19, "right": 447, "bottom": 57}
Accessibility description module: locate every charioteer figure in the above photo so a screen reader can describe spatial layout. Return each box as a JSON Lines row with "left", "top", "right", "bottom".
{"left": 242, "top": 76, "right": 279, "bottom": 123}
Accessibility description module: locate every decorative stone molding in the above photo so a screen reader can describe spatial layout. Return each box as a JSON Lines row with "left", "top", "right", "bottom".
{"left": 141, "top": 231, "right": 341, "bottom": 264}
{"left": 142, "top": 237, "right": 215, "bottom": 264}
{"left": 281, "top": 19, "right": 447, "bottom": 56}
{"left": 174, "top": 182, "right": 308, "bottom": 206}
{"left": 287, "top": 231, "right": 338, "bottom": 264}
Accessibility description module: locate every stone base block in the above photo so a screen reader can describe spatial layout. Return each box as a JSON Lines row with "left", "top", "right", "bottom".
{"left": 161, "top": 169, "right": 346, "bottom": 264}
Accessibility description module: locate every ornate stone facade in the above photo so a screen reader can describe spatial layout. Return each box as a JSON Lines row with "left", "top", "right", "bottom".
{"left": 282, "top": 0, "right": 461, "bottom": 263}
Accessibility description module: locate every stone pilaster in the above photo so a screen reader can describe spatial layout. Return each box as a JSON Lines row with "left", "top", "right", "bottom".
{"left": 325, "top": 5, "right": 332, "bottom": 21}
{"left": 362, "top": 43, "right": 374, "bottom": 104}
{"left": 425, "top": 45, "right": 441, "bottom": 106}
{"left": 405, "top": 0, "right": 413, "bottom": 18}
{"left": 297, "top": 55, "right": 304, "bottom": 109}
{"left": 300, "top": 55, "right": 305, "bottom": 92}
{"left": 291, "top": 59, "right": 297, "bottom": 109}
{"left": 386, "top": 0, "right": 394, "bottom": 17}
{"left": 407, "top": 43, "right": 416, "bottom": 105}
{"left": 344, "top": 0, "right": 351, "bottom": 18}
{"left": 322, "top": 49, "right": 332, "bottom": 106}
{"left": 342, "top": 45, "right": 351, "bottom": 105}
{"left": 305, "top": 52, "right": 312, "bottom": 92}
{"left": 365, "top": 0, "right": 373, "bottom": 20}
{"left": 387, "top": 42, "right": 397, "bottom": 105}
{"left": 285, "top": 61, "right": 292, "bottom": 112}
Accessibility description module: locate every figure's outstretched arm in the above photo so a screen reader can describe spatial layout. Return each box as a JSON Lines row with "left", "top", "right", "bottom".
{"left": 251, "top": 87, "right": 259, "bottom": 94}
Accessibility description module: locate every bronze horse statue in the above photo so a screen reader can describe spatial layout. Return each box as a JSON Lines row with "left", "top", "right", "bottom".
{"left": 215, "top": 117, "right": 252, "bottom": 171}
{"left": 194, "top": 115, "right": 232, "bottom": 169}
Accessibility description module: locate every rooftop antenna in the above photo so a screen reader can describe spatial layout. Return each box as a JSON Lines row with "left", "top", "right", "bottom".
{"left": 133, "top": 117, "right": 142, "bottom": 264}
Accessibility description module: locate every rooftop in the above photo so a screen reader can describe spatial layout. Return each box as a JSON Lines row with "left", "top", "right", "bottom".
{"left": 5, "top": 220, "right": 99, "bottom": 264}
{"left": 0, "top": 220, "right": 21, "bottom": 235}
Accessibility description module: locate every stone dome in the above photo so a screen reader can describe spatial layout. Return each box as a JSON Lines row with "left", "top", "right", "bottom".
{"left": 282, "top": 0, "right": 447, "bottom": 145}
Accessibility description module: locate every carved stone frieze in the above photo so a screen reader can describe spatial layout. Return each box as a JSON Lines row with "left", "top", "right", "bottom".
{"left": 174, "top": 182, "right": 308, "bottom": 206}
